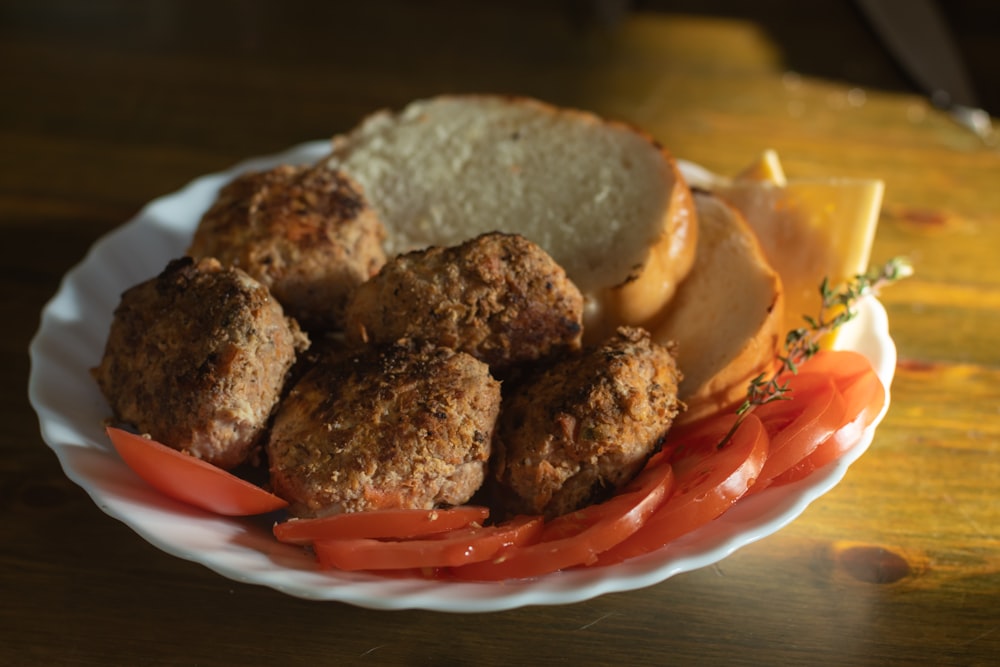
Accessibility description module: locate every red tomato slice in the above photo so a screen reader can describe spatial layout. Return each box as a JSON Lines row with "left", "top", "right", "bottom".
{"left": 750, "top": 373, "right": 846, "bottom": 492}
{"left": 770, "top": 360, "right": 886, "bottom": 486}
{"left": 447, "top": 456, "right": 674, "bottom": 581}
{"left": 594, "top": 413, "right": 769, "bottom": 566}
{"left": 106, "top": 426, "right": 288, "bottom": 516}
{"left": 313, "top": 514, "right": 543, "bottom": 571}
{"left": 273, "top": 506, "right": 491, "bottom": 545}
{"left": 797, "top": 349, "right": 875, "bottom": 386}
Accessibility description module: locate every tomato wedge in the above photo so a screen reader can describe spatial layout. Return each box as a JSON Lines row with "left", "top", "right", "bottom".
{"left": 750, "top": 373, "right": 846, "bottom": 492}
{"left": 273, "top": 506, "right": 491, "bottom": 545}
{"left": 595, "top": 413, "right": 769, "bottom": 566}
{"left": 313, "top": 514, "right": 543, "bottom": 571}
{"left": 106, "top": 426, "right": 288, "bottom": 516}
{"left": 770, "top": 359, "right": 886, "bottom": 486}
{"left": 448, "top": 455, "right": 674, "bottom": 581}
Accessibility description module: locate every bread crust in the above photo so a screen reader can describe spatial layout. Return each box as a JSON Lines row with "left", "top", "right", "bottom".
{"left": 587, "top": 170, "right": 698, "bottom": 341}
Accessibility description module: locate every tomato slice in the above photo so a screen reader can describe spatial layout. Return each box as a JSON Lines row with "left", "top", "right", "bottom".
{"left": 796, "top": 349, "right": 875, "bottom": 386}
{"left": 312, "top": 514, "right": 543, "bottom": 571}
{"left": 750, "top": 373, "right": 846, "bottom": 492}
{"left": 448, "top": 456, "right": 674, "bottom": 581}
{"left": 273, "top": 506, "right": 491, "bottom": 545}
{"left": 105, "top": 426, "right": 288, "bottom": 516}
{"left": 770, "top": 359, "right": 886, "bottom": 486}
{"left": 594, "top": 413, "right": 769, "bottom": 566}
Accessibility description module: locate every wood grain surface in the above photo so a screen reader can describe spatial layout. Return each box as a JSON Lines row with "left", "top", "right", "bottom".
{"left": 4, "top": 1, "right": 999, "bottom": 665}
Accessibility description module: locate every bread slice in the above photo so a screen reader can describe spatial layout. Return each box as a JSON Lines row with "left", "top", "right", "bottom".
{"left": 683, "top": 151, "right": 883, "bottom": 342}
{"left": 651, "top": 191, "right": 784, "bottom": 422}
{"left": 324, "top": 95, "right": 697, "bottom": 340}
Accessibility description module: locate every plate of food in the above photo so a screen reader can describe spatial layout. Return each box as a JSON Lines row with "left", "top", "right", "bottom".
{"left": 28, "top": 96, "right": 901, "bottom": 612}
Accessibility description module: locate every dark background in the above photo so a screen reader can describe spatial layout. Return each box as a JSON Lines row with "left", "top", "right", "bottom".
{"left": 4, "top": 0, "right": 996, "bottom": 114}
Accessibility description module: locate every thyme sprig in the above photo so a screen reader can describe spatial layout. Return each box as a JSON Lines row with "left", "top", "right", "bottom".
{"left": 719, "top": 256, "right": 912, "bottom": 447}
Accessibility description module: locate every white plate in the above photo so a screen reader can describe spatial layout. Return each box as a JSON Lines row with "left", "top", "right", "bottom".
{"left": 28, "top": 141, "right": 896, "bottom": 612}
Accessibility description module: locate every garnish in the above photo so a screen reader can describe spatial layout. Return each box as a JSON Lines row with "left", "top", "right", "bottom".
{"left": 720, "top": 256, "right": 913, "bottom": 447}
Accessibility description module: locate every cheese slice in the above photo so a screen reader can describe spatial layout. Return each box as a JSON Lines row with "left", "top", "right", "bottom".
{"left": 734, "top": 149, "right": 787, "bottom": 186}
{"left": 712, "top": 152, "right": 884, "bottom": 338}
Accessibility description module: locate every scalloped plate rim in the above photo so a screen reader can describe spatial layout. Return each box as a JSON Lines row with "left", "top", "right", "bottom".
{"left": 27, "top": 141, "right": 896, "bottom": 612}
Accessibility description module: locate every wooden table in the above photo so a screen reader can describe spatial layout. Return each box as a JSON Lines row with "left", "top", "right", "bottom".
{"left": 5, "top": 2, "right": 999, "bottom": 665}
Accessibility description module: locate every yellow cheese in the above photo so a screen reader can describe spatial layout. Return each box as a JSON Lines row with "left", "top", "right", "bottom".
{"left": 734, "top": 149, "right": 787, "bottom": 186}
{"left": 714, "top": 152, "right": 884, "bottom": 338}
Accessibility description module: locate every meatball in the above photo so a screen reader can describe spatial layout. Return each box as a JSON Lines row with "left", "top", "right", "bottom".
{"left": 267, "top": 340, "right": 501, "bottom": 518}
{"left": 493, "top": 327, "right": 682, "bottom": 519}
{"left": 343, "top": 232, "right": 583, "bottom": 376}
{"left": 92, "top": 257, "right": 309, "bottom": 469}
{"left": 188, "top": 163, "right": 386, "bottom": 331}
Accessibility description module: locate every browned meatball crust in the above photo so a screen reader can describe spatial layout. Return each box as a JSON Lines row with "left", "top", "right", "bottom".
{"left": 267, "top": 341, "right": 501, "bottom": 518}
{"left": 92, "top": 257, "right": 309, "bottom": 469}
{"left": 188, "top": 164, "right": 386, "bottom": 331}
{"left": 493, "top": 327, "right": 682, "bottom": 519}
{"left": 343, "top": 232, "right": 584, "bottom": 376}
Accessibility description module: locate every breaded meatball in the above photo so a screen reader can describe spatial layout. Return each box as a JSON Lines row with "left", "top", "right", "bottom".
{"left": 267, "top": 340, "right": 501, "bottom": 518}
{"left": 188, "top": 163, "right": 386, "bottom": 331}
{"left": 493, "top": 327, "right": 682, "bottom": 519}
{"left": 344, "top": 232, "right": 583, "bottom": 376}
{"left": 92, "top": 257, "right": 309, "bottom": 469}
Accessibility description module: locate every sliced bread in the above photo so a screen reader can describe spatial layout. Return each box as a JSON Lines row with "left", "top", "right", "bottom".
{"left": 324, "top": 95, "right": 697, "bottom": 339}
{"left": 652, "top": 191, "right": 784, "bottom": 422}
